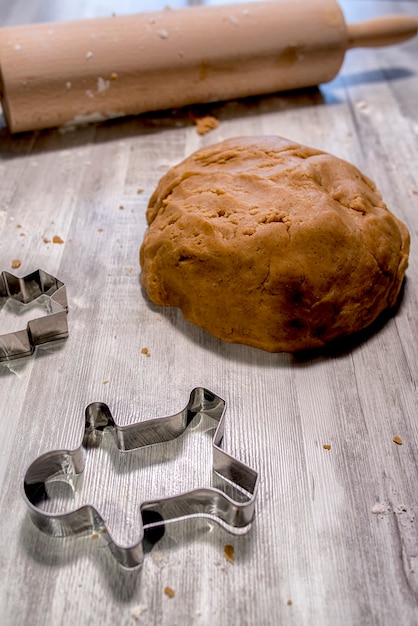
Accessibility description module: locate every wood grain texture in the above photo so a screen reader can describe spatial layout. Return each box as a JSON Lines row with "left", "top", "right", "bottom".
{"left": 0, "top": 1, "right": 417, "bottom": 625}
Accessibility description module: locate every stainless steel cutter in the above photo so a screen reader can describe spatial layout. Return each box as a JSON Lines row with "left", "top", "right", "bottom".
{"left": 0, "top": 269, "right": 68, "bottom": 361}
{"left": 23, "top": 388, "right": 259, "bottom": 569}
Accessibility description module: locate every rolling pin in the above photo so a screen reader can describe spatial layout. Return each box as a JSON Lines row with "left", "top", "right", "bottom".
{"left": 0, "top": 0, "right": 417, "bottom": 134}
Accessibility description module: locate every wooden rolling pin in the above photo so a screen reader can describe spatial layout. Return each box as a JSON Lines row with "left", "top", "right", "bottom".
{"left": 0, "top": 0, "right": 417, "bottom": 133}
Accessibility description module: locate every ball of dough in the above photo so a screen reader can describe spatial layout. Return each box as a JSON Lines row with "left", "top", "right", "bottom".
{"left": 140, "top": 136, "right": 409, "bottom": 352}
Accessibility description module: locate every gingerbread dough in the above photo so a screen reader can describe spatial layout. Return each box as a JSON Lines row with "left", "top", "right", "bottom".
{"left": 140, "top": 136, "right": 410, "bottom": 352}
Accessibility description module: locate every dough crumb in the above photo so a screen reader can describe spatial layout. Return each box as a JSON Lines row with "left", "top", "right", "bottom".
{"left": 141, "top": 347, "right": 150, "bottom": 357}
{"left": 323, "top": 444, "right": 331, "bottom": 450}
{"left": 371, "top": 503, "right": 389, "bottom": 515}
{"left": 11, "top": 259, "right": 21, "bottom": 269}
{"left": 110, "top": 72, "right": 118, "bottom": 80}
{"left": 52, "top": 235, "right": 64, "bottom": 244}
{"left": 393, "top": 435, "right": 403, "bottom": 445}
{"left": 131, "top": 604, "right": 148, "bottom": 620}
{"left": 97, "top": 76, "right": 110, "bottom": 93}
{"left": 194, "top": 115, "right": 220, "bottom": 135}
{"left": 91, "top": 533, "right": 99, "bottom": 540}
{"left": 164, "top": 586, "right": 175, "bottom": 598}
{"left": 224, "top": 544, "right": 234, "bottom": 563}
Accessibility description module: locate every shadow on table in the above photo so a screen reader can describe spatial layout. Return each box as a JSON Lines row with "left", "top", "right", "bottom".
{"left": 19, "top": 510, "right": 254, "bottom": 601}
{"left": 19, "top": 517, "right": 143, "bottom": 600}
{"left": 330, "top": 66, "right": 415, "bottom": 89}
{"left": 0, "top": 86, "right": 327, "bottom": 159}
{"left": 140, "top": 279, "right": 408, "bottom": 369}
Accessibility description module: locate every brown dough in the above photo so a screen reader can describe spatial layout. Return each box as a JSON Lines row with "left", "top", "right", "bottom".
{"left": 140, "top": 136, "right": 410, "bottom": 352}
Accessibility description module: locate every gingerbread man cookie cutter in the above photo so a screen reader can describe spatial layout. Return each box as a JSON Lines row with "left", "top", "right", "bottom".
{"left": 0, "top": 269, "right": 68, "bottom": 361}
{"left": 23, "top": 388, "right": 259, "bottom": 568}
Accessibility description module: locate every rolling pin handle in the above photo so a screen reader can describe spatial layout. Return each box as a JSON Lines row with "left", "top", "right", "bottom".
{"left": 347, "top": 15, "right": 418, "bottom": 49}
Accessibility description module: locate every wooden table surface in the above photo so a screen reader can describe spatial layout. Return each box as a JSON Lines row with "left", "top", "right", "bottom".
{"left": 0, "top": 1, "right": 417, "bottom": 624}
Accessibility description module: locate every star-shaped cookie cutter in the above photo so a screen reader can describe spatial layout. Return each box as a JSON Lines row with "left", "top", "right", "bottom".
{"left": 23, "top": 388, "right": 259, "bottom": 568}
{"left": 0, "top": 269, "right": 68, "bottom": 361}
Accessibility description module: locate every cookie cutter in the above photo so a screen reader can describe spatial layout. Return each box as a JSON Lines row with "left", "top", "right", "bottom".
{"left": 23, "top": 388, "right": 259, "bottom": 569}
{"left": 0, "top": 269, "right": 68, "bottom": 361}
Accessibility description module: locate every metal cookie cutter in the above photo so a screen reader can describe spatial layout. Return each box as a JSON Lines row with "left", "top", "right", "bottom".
{"left": 0, "top": 269, "right": 68, "bottom": 361}
{"left": 23, "top": 388, "right": 259, "bottom": 569}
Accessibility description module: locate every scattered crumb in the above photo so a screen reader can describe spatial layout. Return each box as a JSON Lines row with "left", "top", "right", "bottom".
{"left": 371, "top": 503, "right": 389, "bottom": 515}
{"left": 119, "top": 205, "right": 125, "bottom": 210}
{"left": 97, "top": 76, "right": 110, "bottom": 93}
{"left": 43, "top": 237, "right": 51, "bottom": 243}
{"left": 103, "top": 380, "right": 110, "bottom": 385}
{"left": 11, "top": 259, "right": 21, "bottom": 269}
{"left": 323, "top": 444, "right": 331, "bottom": 450}
{"left": 224, "top": 544, "right": 234, "bottom": 563}
{"left": 91, "top": 533, "right": 99, "bottom": 540}
{"left": 393, "top": 435, "right": 403, "bottom": 445}
{"left": 16, "top": 223, "right": 22, "bottom": 228}
{"left": 131, "top": 604, "right": 148, "bottom": 620}
{"left": 164, "top": 586, "right": 175, "bottom": 598}
{"left": 287, "top": 599, "right": 293, "bottom": 606}
{"left": 97, "top": 228, "right": 104, "bottom": 232}
{"left": 141, "top": 347, "right": 150, "bottom": 357}
{"left": 19, "top": 232, "right": 25, "bottom": 237}
{"left": 355, "top": 100, "right": 369, "bottom": 111}
{"left": 412, "top": 190, "right": 418, "bottom": 196}
{"left": 52, "top": 235, "right": 64, "bottom": 244}
{"left": 128, "top": 267, "right": 133, "bottom": 273}
{"left": 151, "top": 549, "right": 169, "bottom": 566}
{"left": 86, "top": 51, "right": 93, "bottom": 59}
{"left": 158, "top": 29, "right": 169, "bottom": 39}
{"left": 194, "top": 115, "right": 220, "bottom": 135}
{"left": 110, "top": 72, "right": 118, "bottom": 80}
{"left": 137, "top": 187, "right": 144, "bottom": 194}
